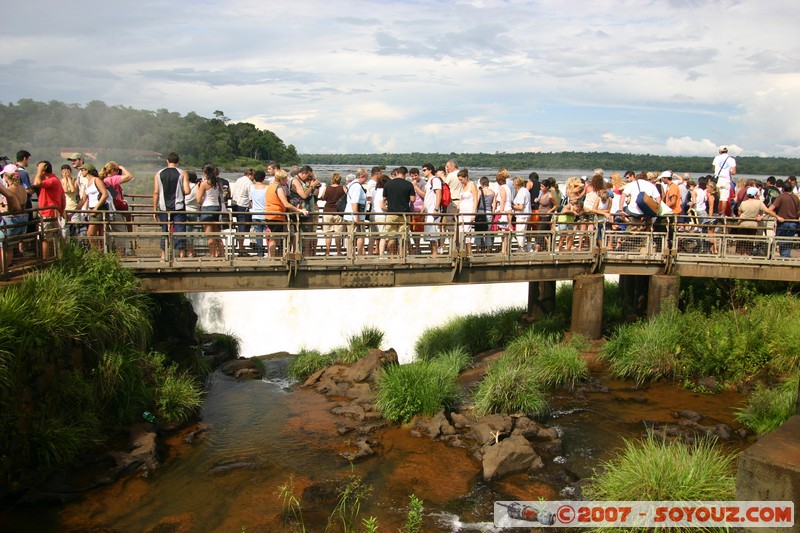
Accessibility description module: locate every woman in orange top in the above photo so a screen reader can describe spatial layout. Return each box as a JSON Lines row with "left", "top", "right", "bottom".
{"left": 266, "top": 170, "right": 307, "bottom": 257}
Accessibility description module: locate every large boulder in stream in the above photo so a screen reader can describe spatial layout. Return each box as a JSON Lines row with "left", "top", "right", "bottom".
{"left": 341, "top": 348, "right": 398, "bottom": 383}
{"left": 220, "top": 358, "right": 263, "bottom": 380}
{"left": 482, "top": 434, "right": 541, "bottom": 480}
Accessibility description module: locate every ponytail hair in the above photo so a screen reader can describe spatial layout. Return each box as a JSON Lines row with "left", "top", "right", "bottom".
{"left": 202, "top": 163, "right": 218, "bottom": 188}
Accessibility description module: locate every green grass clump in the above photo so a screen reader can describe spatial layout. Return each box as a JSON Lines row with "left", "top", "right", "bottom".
{"left": 289, "top": 349, "right": 335, "bottom": 381}
{"left": 736, "top": 375, "right": 799, "bottom": 434}
{"left": 375, "top": 359, "right": 461, "bottom": 423}
{"left": 503, "top": 329, "right": 587, "bottom": 389}
{"left": 334, "top": 326, "right": 385, "bottom": 364}
{"left": 585, "top": 434, "right": 736, "bottom": 502}
{"left": 534, "top": 342, "right": 588, "bottom": 389}
{"left": 414, "top": 307, "right": 527, "bottom": 359}
{"left": 599, "top": 306, "right": 691, "bottom": 385}
{"left": 472, "top": 356, "right": 548, "bottom": 417}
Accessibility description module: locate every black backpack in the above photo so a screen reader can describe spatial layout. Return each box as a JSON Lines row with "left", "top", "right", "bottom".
{"left": 336, "top": 186, "right": 349, "bottom": 212}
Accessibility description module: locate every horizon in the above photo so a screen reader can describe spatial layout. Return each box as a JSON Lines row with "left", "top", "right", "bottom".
{"left": 4, "top": 1, "right": 799, "bottom": 158}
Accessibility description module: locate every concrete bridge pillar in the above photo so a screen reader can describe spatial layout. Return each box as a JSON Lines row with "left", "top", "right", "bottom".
{"left": 646, "top": 274, "right": 680, "bottom": 318}
{"left": 525, "top": 281, "right": 556, "bottom": 320}
{"left": 619, "top": 274, "right": 649, "bottom": 318}
{"left": 736, "top": 416, "right": 800, "bottom": 532}
{"left": 570, "top": 274, "right": 604, "bottom": 339}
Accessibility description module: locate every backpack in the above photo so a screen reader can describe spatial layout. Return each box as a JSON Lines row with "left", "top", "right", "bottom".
{"left": 764, "top": 186, "right": 780, "bottom": 208}
{"left": 440, "top": 180, "right": 452, "bottom": 208}
{"left": 336, "top": 185, "right": 350, "bottom": 212}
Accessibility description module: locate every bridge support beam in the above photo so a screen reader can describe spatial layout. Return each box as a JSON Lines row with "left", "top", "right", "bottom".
{"left": 736, "top": 415, "right": 800, "bottom": 529}
{"left": 647, "top": 274, "right": 680, "bottom": 318}
{"left": 570, "top": 274, "right": 604, "bottom": 339}
{"left": 619, "top": 274, "right": 649, "bottom": 318}
{"left": 524, "top": 281, "right": 556, "bottom": 321}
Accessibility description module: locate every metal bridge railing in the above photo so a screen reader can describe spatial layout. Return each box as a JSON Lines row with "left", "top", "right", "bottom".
{"left": 3, "top": 209, "right": 800, "bottom": 279}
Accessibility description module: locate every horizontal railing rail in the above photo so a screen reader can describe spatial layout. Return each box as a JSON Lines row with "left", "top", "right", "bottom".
{"left": 3, "top": 208, "right": 800, "bottom": 283}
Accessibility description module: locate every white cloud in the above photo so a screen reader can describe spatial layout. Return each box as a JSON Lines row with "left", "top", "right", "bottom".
{"left": 3, "top": 0, "right": 800, "bottom": 156}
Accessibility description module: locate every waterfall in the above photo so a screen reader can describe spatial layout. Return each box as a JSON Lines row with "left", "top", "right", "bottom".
{"left": 190, "top": 283, "right": 530, "bottom": 363}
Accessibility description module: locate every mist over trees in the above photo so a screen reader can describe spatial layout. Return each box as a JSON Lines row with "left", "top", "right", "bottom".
{"left": 0, "top": 99, "right": 299, "bottom": 167}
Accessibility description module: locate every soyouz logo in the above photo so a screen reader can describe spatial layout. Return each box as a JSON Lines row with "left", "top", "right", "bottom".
{"left": 494, "top": 501, "right": 794, "bottom": 528}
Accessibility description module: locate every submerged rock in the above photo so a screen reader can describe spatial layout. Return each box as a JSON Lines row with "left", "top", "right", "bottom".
{"left": 482, "top": 435, "right": 539, "bottom": 480}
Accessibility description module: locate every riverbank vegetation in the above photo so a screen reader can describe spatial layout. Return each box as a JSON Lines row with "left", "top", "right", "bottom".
{"left": 585, "top": 434, "right": 736, "bottom": 501}
{"left": 0, "top": 245, "right": 222, "bottom": 493}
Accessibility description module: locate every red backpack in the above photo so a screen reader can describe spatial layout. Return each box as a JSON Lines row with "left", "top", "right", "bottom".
{"left": 440, "top": 180, "right": 452, "bottom": 208}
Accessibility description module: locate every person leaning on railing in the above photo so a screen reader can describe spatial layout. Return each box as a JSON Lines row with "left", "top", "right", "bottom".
{"left": 266, "top": 169, "right": 308, "bottom": 258}
{"left": 770, "top": 181, "right": 800, "bottom": 258}
{"left": 0, "top": 165, "right": 25, "bottom": 268}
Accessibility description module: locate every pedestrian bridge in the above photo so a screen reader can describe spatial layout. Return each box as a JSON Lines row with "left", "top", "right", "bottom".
{"left": 3, "top": 207, "right": 799, "bottom": 294}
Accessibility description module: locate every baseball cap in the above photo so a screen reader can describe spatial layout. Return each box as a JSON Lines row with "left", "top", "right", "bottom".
{"left": 1, "top": 163, "right": 19, "bottom": 175}
{"left": 67, "top": 152, "right": 86, "bottom": 160}
{"left": 80, "top": 163, "right": 97, "bottom": 173}
{"left": 746, "top": 186, "right": 758, "bottom": 197}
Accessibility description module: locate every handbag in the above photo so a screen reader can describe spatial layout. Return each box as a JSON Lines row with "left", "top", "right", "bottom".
{"left": 490, "top": 213, "right": 502, "bottom": 232}
{"left": 635, "top": 181, "right": 659, "bottom": 217}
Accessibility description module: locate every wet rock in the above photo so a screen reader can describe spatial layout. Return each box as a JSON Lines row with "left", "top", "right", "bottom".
{"left": 344, "top": 382, "right": 376, "bottom": 405}
{"left": 183, "top": 424, "right": 209, "bottom": 444}
{"left": 675, "top": 410, "right": 703, "bottom": 422}
{"left": 482, "top": 435, "right": 539, "bottom": 480}
{"left": 536, "top": 426, "right": 560, "bottom": 441}
{"left": 342, "top": 348, "right": 398, "bottom": 383}
{"left": 336, "top": 425, "right": 355, "bottom": 436}
{"left": 220, "top": 359, "right": 263, "bottom": 380}
{"left": 417, "top": 409, "right": 453, "bottom": 439}
{"left": 534, "top": 438, "right": 563, "bottom": 456}
{"left": 696, "top": 376, "right": 719, "bottom": 391}
{"left": 209, "top": 457, "right": 262, "bottom": 475}
{"left": 709, "top": 423, "right": 732, "bottom": 441}
{"left": 359, "top": 421, "right": 388, "bottom": 434}
{"left": 471, "top": 414, "right": 513, "bottom": 446}
{"left": 363, "top": 410, "right": 383, "bottom": 421}
{"left": 341, "top": 439, "right": 375, "bottom": 461}
{"left": 511, "top": 416, "right": 545, "bottom": 439}
{"left": 410, "top": 430, "right": 423, "bottom": 438}
{"left": 450, "top": 411, "right": 476, "bottom": 430}
{"left": 331, "top": 404, "right": 366, "bottom": 421}
{"left": 234, "top": 367, "right": 262, "bottom": 380}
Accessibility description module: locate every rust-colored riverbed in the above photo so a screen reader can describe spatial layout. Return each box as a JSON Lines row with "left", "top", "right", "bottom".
{"left": 0, "top": 356, "right": 752, "bottom": 532}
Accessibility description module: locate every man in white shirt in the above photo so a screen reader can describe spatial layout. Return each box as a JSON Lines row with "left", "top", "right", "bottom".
{"left": 444, "top": 159, "right": 462, "bottom": 213}
{"left": 712, "top": 146, "right": 736, "bottom": 216}
{"left": 619, "top": 171, "right": 661, "bottom": 222}
{"left": 345, "top": 169, "right": 368, "bottom": 257}
{"left": 231, "top": 168, "right": 254, "bottom": 256}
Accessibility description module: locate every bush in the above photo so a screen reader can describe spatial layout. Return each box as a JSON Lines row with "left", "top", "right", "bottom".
{"left": 375, "top": 360, "right": 461, "bottom": 423}
{"left": 289, "top": 349, "right": 335, "bottom": 381}
{"left": 472, "top": 356, "right": 548, "bottom": 417}
{"left": 414, "top": 307, "right": 527, "bottom": 359}
{"left": 736, "top": 375, "right": 799, "bottom": 434}
{"left": 585, "top": 434, "right": 736, "bottom": 502}
{"left": 599, "top": 307, "right": 691, "bottom": 385}
{"left": 534, "top": 342, "right": 588, "bottom": 389}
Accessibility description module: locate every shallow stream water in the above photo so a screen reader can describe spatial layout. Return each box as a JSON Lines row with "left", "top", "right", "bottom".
{"left": 0, "top": 353, "right": 751, "bottom": 532}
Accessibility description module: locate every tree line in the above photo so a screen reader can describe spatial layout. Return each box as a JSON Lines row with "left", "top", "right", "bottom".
{"left": 300, "top": 151, "right": 800, "bottom": 176}
{"left": 3, "top": 98, "right": 799, "bottom": 175}
{"left": 0, "top": 99, "right": 299, "bottom": 168}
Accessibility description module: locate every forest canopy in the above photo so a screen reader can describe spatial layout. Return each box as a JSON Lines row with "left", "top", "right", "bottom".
{"left": 0, "top": 99, "right": 299, "bottom": 168}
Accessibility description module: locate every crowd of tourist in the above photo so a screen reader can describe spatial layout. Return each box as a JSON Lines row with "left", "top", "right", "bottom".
{"left": 3, "top": 146, "right": 800, "bottom": 263}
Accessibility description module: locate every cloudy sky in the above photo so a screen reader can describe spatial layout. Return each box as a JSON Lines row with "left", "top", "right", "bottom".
{"left": 4, "top": 0, "right": 800, "bottom": 157}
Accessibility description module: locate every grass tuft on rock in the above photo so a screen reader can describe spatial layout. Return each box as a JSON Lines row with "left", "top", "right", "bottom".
{"left": 472, "top": 356, "right": 548, "bottom": 417}
{"left": 584, "top": 433, "right": 736, "bottom": 502}
{"left": 333, "top": 326, "right": 385, "bottom": 365}
{"left": 375, "top": 359, "right": 461, "bottom": 423}
{"left": 289, "top": 349, "right": 335, "bottom": 381}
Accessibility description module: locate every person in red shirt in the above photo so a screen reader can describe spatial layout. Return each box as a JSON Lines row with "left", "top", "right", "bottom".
{"left": 33, "top": 161, "right": 66, "bottom": 259}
